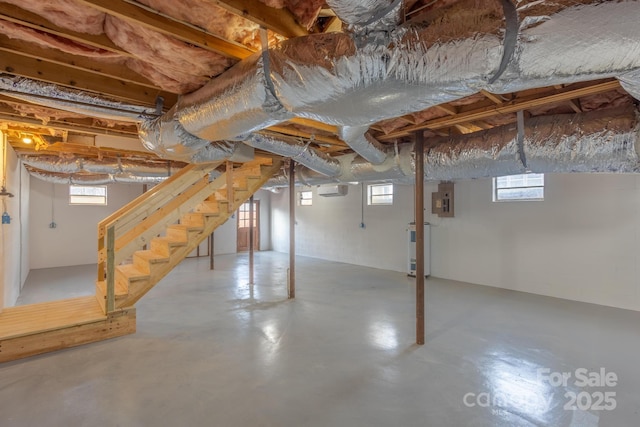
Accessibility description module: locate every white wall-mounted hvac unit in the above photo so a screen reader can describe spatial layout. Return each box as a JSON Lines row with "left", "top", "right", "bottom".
{"left": 317, "top": 185, "right": 348, "bottom": 197}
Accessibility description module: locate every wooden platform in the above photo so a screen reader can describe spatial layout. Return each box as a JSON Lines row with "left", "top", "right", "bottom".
{"left": 0, "top": 296, "right": 135, "bottom": 363}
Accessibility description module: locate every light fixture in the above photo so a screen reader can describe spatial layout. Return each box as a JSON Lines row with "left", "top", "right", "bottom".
{"left": 22, "top": 136, "right": 33, "bottom": 144}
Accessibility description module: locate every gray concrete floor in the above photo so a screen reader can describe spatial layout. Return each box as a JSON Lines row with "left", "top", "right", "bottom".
{"left": 2, "top": 252, "right": 639, "bottom": 427}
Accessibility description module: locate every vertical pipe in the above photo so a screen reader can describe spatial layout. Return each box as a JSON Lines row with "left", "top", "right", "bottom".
{"left": 249, "top": 195, "right": 255, "bottom": 284}
{"left": 289, "top": 160, "right": 296, "bottom": 299}
{"left": 415, "top": 131, "right": 425, "bottom": 345}
{"left": 209, "top": 232, "right": 214, "bottom": 270}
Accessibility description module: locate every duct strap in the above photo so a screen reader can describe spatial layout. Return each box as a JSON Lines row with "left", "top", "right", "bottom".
{"left": 360, "top": 0, "right": 403, "bottom": 27}
{"left": 488, "top": 0, "right": 518, "bottom": 84}
{"left": 293, "top": 138, "right": 313, "bottom": 160}
{"left": 260, "top": 28, "right": 287, "bottom": 115}
{"left": 516, "top": 110, "right": 527, "bottom": 169}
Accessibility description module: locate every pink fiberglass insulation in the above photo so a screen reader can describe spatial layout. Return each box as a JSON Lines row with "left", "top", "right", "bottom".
{"left": 125, "top": 59, "right": 206, "bottom": 94}
{"left": 104, "top": 16, "right": 233, "bottom": 93}
{"left": 0, "top": 0, "right": 106, "bottom": 35}
{"left": 284, "top": 0, "right": 325, "bottom": 29}
{"left": 256, "top": 0, "right": 323, "bottom": 29}
{"left": 136, "top": 0, "right": 262, "bottom": 48}
{"left": 0, "top": 20, "right": 122, "bottom": 59}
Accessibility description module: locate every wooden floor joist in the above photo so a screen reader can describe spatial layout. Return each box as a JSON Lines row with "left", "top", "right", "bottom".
{"left": 0, "top": 296, "right": 135, "bottom": 362}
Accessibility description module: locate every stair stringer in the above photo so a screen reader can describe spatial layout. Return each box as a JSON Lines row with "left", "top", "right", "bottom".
{"left": 114, "top": 159, "right": 282, "bottom": 308}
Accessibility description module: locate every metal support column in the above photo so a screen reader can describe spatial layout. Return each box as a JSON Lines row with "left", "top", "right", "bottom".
{"left": 209, "top": 232, "right": 214, "bottom": 270}
{"left": 289, "top": 160, "right": 295, "bottom": 299}
{"left": 415, "top": 131, "right": 425, "bottom": 345}
{"left": 249, "top": 195, "right": 255, "bottom": 284}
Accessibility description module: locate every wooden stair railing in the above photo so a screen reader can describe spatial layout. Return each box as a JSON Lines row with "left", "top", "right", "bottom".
{"left": 96, "top": 157, "right": 281, "bottom": 313}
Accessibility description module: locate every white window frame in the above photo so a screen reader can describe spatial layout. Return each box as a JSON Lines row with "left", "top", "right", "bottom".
{"left": 367, "top": 183, "right": 393, "bottom": 206}
{"left": 298, "top": 190, "right": 313, "bottom": 206}
{"left": 492, "top": 174, "right": 544, "bottom": 202}
{"left": 69, "top": 185, "right": 107, "bottom": 206}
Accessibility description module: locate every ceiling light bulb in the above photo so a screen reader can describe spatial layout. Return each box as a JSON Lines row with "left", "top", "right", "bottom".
{"left": 22, "top": 137, "right": 33, "bottom": 144}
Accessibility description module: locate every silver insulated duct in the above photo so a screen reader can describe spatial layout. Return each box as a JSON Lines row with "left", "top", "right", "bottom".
{"left": 20, "top": 155, "right": 180, "bottom": 177}
{"left": 139, "top": 0, "right": 640, "bottom": 174}
{"left": 0, "top": 75, "right": 152, "bottom": 123}
{"left": 266, "top": 106, "right": 640, "bottom": 187}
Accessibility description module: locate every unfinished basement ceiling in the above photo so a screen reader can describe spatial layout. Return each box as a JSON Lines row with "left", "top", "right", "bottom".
{"left": 0, "top": 0, "right": 639, "bottom": 184}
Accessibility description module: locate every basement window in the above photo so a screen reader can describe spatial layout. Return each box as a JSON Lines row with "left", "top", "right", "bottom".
{"left": 69, "top": 185, "right": 107, "bottom": 206}
{"left": 493, "top": 174, "right": 544, "bottom": 202}
{"left": 298, "top": 190, "right": 313, "bottom": 206}
{"left": 368, "top": 183, "right": 393, "bottom": 205}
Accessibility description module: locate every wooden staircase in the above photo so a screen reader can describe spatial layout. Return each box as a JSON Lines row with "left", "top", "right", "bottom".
{"left": 96, "top": 156, "right": 281, "bottom": 312}
{"left": 0, "top": 157, "right": 281, "bottom": 362}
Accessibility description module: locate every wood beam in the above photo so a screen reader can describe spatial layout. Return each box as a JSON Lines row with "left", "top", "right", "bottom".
{"left": 379, "top": 80, "right": 621, "bottom": 140}
{"left": 0, "top": 3, "right": 129, "bottom": 56}
{"left": 76, "top": 0, "right": 254, "bottom": 59}
{"left": 435, "top": 104, "right": 458, "bottom": 116}
{"left": 0, "top": 50, "right": 176, "bottom": 106}
{"left": 208, "top": 0, "right": 309, "bottom": 38}
{"left": 11, "top": 141, "right": 160, "bottom": 160}
{"left": 568, "top": 99, "right": 582, "bottom": 114}
{"left": 480, "top": 89, "right": 506, "bottom": 105}
{"left": 288, "top": 118, "right": 338, "bottom": 134}
{"left": 323, "top": 16, "right": 343, "bottom": 33}
{"left": 265, "top": 126, "right": 347, "bottom": 148}
{"left": 0, "top": 114, "right": 138, "bottom": 139}
{"left": 0, "top": 34, "right": 160, "bottom": 89}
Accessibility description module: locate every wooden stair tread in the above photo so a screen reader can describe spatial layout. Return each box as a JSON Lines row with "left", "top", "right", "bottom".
{"left": 134, "top": 250, "right": 169, "bottom": 263}
{"left": 168, "top": 223, "right": 203, "bottom": 232}
{"left": 116, "top": 264, "right": 150, "bottom": 281}
{"left": 0, "top": 296, "right": 106, "bottom": 340}
{"left": 152, "top": 236, "right": 187, "bottom": 246}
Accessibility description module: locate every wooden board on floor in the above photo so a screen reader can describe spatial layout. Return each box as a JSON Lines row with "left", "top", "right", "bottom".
{"left": 0, "top": 297, "right": 136, "bottom": 362}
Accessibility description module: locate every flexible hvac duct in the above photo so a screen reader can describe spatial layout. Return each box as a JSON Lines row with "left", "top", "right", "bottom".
{"left": 20, "top": 155, "right": 179, "bottom": 177}
{"left": 0, "top": 75, "right": 152, "bottom": 123}
{"left": 139, "top": 0, "right": 640, "bottom": 174}
{"left": 326, "top": 0, "right": 401, "bottom": 26}
{"left": 138, "top": 107, "right": 238, "bottom": 162}
{"left": 243, "top": 133, "right": 341, "bottom": 176}
{"left": 338, "top": 126, "right": 388, "bottom": 164}
{"left": 523, "top": 107, "right": 640, "bottom": 174}
{"left": 172, "top": 54, "right": 293, "bottom": 143}
{"left": 619, "top": 70, "right": 640, "bottom": 102}
{"left": 265, "top": 107, "right": 640, "bottom": 187}
{"left": 26, "top": 167, "right": 167, "bottom": 185}
{"left": 487, "top": 1, "right": 640, "bottom": 94}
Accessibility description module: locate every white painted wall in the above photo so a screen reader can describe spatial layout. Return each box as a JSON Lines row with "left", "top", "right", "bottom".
{"left": 271, "top": 184, "right": 413, "bottom": 272}
{"left": 271, "top": 174, "right": 640, "bottom": 311}
{"left": 0, "top": 134, "right": 30, "bottom": 309}
{"left": 29, "top": 179, "right": 143, "bottom": 269}
{"left": 28, "top": 180, "right": 271, "bottom": 267}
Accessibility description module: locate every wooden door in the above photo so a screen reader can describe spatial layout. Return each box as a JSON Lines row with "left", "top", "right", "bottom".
{"left": 237, "top": 200, "right": 260, "bottom": 252}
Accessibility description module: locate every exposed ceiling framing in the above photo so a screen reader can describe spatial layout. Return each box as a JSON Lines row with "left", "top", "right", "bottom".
{"left": 0, "top": 0, "right": 638, "bottom": 167}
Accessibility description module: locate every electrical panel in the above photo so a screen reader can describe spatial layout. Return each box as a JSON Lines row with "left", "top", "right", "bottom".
{"left": 432, "top": 182, "right": 454, "bottom": 218}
